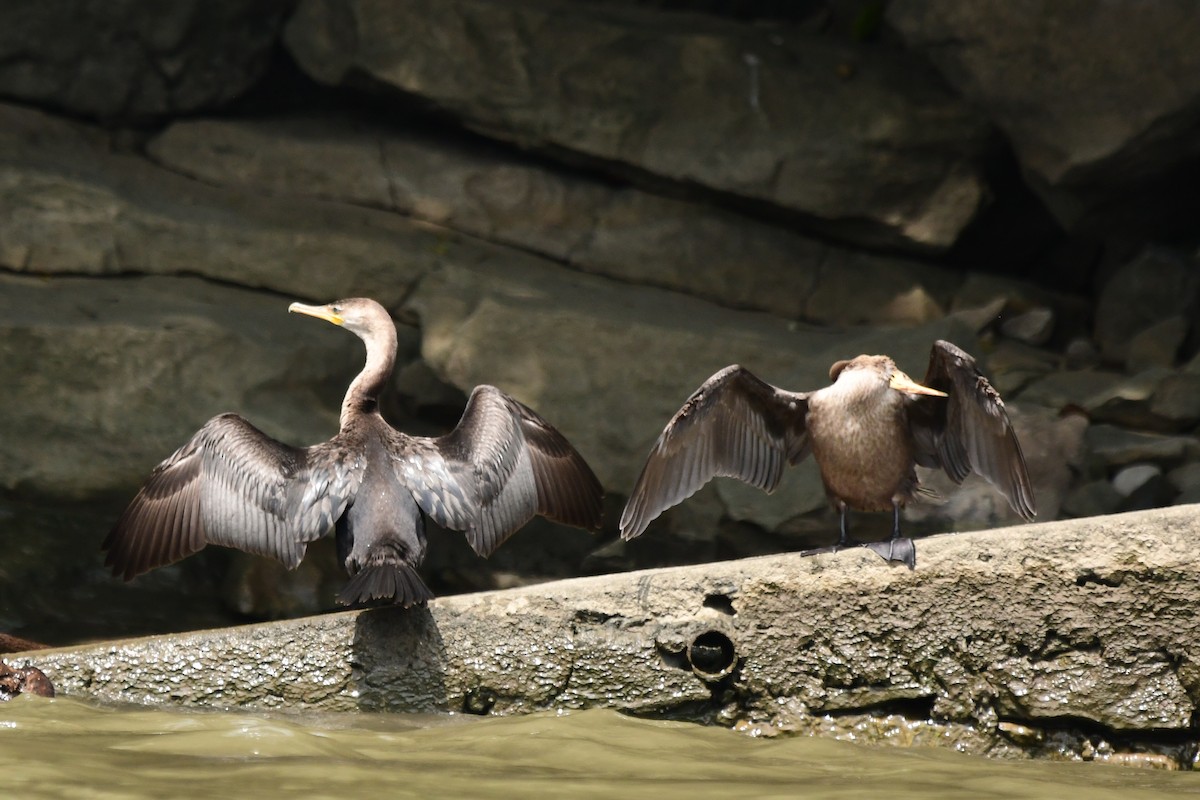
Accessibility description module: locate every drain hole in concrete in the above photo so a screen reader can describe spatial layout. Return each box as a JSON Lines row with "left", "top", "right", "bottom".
{"left": 702, "top": 593, "right": 736, "bottom": 615}
{"left": 463, "top": 686, "right": 497, "bottom": 715}
{"left": 688, "top": 630, "right": 736, "bottom": 678}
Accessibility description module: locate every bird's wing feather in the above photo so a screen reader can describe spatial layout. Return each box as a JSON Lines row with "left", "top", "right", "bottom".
{"left": 909, "top": 340, "right": 1036, "bottom": 520}
{"left": 619, "top": 365, "right": 809, "bottom": 540}
{"left": 104, "top": 413, "right": 364, "bottom": 579}
{"left": 391, "top": 386, "right": 603, "bottom": 557}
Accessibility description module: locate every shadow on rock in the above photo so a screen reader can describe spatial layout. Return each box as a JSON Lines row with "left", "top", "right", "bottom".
{"left": 351, "top": 605, "right": 449, "bottom": 712}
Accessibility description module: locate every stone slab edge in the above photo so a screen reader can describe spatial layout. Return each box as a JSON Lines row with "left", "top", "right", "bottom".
{"left": 13, "top": 506, "right": 1200, "bottom": 746}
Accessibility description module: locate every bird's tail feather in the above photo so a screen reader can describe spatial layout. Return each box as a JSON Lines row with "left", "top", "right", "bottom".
{"left": 337, "top": 563, "right": 434, "bottom": 608}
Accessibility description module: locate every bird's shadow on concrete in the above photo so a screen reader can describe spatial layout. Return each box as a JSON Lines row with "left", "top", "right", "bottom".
{"left": 350, "top": 603, "right": 449, "bottom": 713}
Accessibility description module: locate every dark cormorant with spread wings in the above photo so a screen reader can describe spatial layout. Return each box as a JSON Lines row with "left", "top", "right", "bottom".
{"left": 104, "top": 298, "right": 604, "bottom": 607}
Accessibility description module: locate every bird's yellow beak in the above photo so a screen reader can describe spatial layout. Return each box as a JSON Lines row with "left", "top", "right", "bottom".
{"left": 288, "top": 302, "right": 344, "bottom": 326}
{"left": 889, "top": 371, "right": 947, "bottom": 397}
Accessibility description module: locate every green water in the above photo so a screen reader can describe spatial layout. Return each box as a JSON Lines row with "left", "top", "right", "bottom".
{"left": 3, "top": 698, "right": 1198, "bottom": 799}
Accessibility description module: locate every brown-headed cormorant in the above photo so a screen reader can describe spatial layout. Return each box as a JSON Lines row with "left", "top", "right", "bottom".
{"left": 619, "top": 340, "right": 1034, "bottom": 569}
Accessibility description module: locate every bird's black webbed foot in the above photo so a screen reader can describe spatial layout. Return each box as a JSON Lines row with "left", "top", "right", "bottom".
{"left": 863, "top": 537, "right": 916, "bottom": 570}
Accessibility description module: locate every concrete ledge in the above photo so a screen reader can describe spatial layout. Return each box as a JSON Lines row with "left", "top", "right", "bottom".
{"left": 16, "top": 506, "right": 1200, "bottom": 762}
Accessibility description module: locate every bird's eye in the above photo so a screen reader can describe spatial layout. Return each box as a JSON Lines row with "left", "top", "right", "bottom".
{"left": 330, "top": 305, "right": 342, "bottom": 314}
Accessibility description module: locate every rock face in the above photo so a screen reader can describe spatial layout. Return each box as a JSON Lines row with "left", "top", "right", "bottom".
{"left": 147, "top": 115, "right": 962, "bottom": 323}
{"left": 888, "top": 0, "right": 1200, "bottom": 228}
{"left": 1, "top": 0, "right": 1199, "bottom": 697}
{"left": 0, "top": 106, "right": 441, "bottom": 306}
{"left": 0, "top": 273, "right": 388, "bottom": 498}
{"left": 0, "top": 0, "right": 290, "bottom": 120}
{"left": 284, "top": 0, "right": 994, "bottom": 251}
{"left": 16, "top": 506, "right": 1200, "bottom": 764}
{"left": 1093, "top": 247, "right": 1199, "bottom": 365}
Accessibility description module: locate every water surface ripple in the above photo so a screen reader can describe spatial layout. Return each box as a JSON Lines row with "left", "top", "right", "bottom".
{"left": 3, "top": 697, "right": 1199, "bottom": 799}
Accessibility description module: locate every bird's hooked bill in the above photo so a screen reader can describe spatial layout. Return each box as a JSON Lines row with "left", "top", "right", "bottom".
{"left": 889, "top": 371, "right": 948, "bottom": 397}
{"left": 289, "top": 302, "right": 344, "bottom": 326}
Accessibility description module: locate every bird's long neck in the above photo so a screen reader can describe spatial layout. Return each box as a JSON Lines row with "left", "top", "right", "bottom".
{"left": 341, "top": 321, "right": 397, "bottom": 428}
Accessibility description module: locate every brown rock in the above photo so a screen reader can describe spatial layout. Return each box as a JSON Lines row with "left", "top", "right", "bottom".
{"left": 0, "top": 104, "right": 448, "bottom": 306}
{"left": 148, "top": 114, "right": 964, "bottom": 324}
{"left": 1094, "top": 247, "right": 1199, "bottom": 364}
{"left": 0, "top": 661, "right": 53, "bottom": 699}
{"left": 1085, "top": 425, "right": 1200, "bottom": 469}
{"left": 888, "top": 1, "right": 1200, "bottom": 214}
{"left": 1061, "top": 481, "right": 1122, "bottom": 519}
{"left": 0, "top": 274, "right": 410, "bottom": 498}
{"left": 284, "top": 0, "right": 994, "bottom": 251}
{"left": 0, "top": 1, "right": 289, "bottom": 120}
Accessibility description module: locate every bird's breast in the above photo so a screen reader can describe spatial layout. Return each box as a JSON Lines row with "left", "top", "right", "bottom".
{"left": 806, "top": 394, "right": 915, "bottom": 511}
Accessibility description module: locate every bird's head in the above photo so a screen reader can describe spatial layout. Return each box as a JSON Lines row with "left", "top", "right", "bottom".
{"left": 288, "top": 297, "right": 391, "bottom": 339}
{"left": 829, "top": 355, "right": 947, "bottom": 397}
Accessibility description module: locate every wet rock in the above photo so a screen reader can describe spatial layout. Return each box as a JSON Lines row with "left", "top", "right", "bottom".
{"left": 1099, "top": 752, "right": 1181, "bottom": 771}
{"left": 0, "top": 1, "right": 289, "bottom": 120}
{"left": 1094, "top": 247, "right": 1199, "bottom": 365}
{"left": 0, "top": 661, "right": 54, "bottom": 700}
{"left": 996, "top": 721, "right": 1044, "bottom": 747}
{"left": 283, "top": 0, "right": 994, "bottom": 251}
{"left": 887, "top": 1, "right": 1200, "bottom": 228}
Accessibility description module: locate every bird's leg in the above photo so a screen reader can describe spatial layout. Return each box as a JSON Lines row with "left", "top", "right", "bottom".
{"left": 863, "top": 500, "right": 916, "bottom": 570}
{"left": 836, "top": 501, "right": 851, "bottom": 548}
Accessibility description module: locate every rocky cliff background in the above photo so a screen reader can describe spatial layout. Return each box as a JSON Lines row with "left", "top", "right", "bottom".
{"left": 2, "top": 0, "right": 1198, "bottom": 644}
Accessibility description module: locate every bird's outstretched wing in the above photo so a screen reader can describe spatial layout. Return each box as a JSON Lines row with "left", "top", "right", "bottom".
{"left": 619, "top": 365, "right": 810, "bottom": 540}
{"left": 390, "top": 385, "right": 603, "bottom": 557}
{"left": 908, "top": 340, "right": 1036, "bottom": 520}
{"left": 103, "top": 413, "right": 364, "bottom": 579}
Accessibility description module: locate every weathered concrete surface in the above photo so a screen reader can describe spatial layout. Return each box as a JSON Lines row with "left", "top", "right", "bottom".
{"left": 15, "top": 506, "right": 1200, "bottom": 761}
